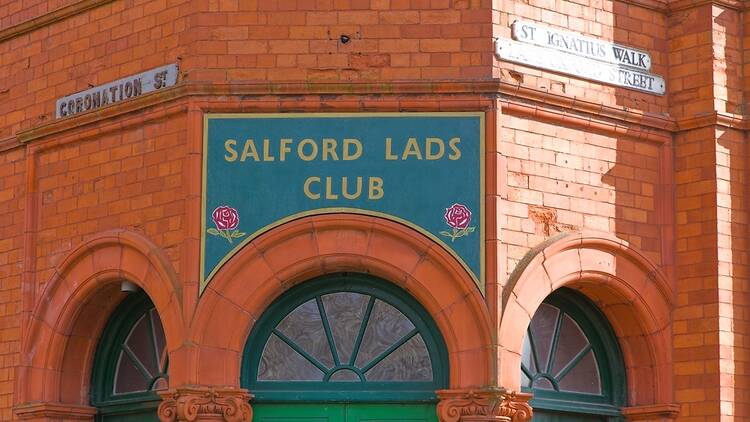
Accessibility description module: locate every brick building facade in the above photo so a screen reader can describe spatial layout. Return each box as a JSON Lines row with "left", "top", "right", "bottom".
{"left": 0, "top": 0, "right": 747, "bottom": 421}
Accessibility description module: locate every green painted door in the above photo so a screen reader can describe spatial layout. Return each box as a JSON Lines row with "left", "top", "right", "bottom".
{"left": 253, "top": 404, "right": 346, "bottom": 422}
{"left": 243, "top": 275, "right": 448, "bottom": 422}
{"left": 346, "top": 404, "right": 436, "bottom": 422}
{"left": 254, "top": 404, "right": 436, "bottom": 422}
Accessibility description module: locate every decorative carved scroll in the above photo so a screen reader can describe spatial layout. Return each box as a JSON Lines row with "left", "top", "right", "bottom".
{"left": 437, "top": 389, "right": 533, "bottom": 422}
{"left": 158, "top": 387, "right": 253, "bottom": 422}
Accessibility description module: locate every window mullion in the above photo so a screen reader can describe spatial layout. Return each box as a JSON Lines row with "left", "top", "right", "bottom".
{"left": 360, "top": 328, "right": 418, "bottom": 374}
{"left": 545, "top": 310, "right": 564, "bottom": 374}
{"left": 272, "top": 329, "right": 330, "bottom": 374}
{"left": 527, "top": 327, "right": 541, "bottom": 374}
{"left": 554, "top": 344, "right": 593, "bottom": 381}
{"left": 316, "top": 296, "right": 340, "bottom": 367}
{"left": 349, "top": 296, "right": 375, "bottom": 366}
{"left": 121, "top": 345, "right": 153, "bottom": 382}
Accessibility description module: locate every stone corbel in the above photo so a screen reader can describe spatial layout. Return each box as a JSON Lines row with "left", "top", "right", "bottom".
{"left": 622, "top": 404, "right": 680, "bottom": 421}
{"left": 158, "top": 386, "right": 253, "bottom": 422}
{"left": 436, "top": 388, "right": 533, "bottom": 422}
{"left": 14, "top": 402, "right": 97, "bottom": 420}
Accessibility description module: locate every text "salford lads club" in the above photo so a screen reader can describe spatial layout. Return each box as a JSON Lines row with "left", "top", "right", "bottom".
{"left": 222, "top": 136, "right": 463, "bottom": 201}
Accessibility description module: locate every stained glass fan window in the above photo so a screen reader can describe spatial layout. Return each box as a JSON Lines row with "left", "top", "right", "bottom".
{"left": 521, "top": 303, "right": 601, "bottom": 394}
{"left": 258, "top": 292, "right": 433, "bottom": 382}
{"left": 113, "top": 308, "right": 169, "bottom": 394}
{"left": 520, "top": 289, "right": 626, "bottom": 420}
{"left": 91, "top": 291, "right": 168, "bottom": 422}
{"left": 243, "top": 275, "right": 448, "bottom": 402}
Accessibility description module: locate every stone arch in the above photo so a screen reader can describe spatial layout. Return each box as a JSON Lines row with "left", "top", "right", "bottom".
{"left": 16, "top": 229, "right": 184, "bottom": 411}
{"left": 189, "top": 214, "right": 493, "bottom": 390}
{"left": 498, "top": 231, "right": 674, "bottom": 408}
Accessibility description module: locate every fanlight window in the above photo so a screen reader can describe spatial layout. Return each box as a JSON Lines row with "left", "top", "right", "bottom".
{"left": 92, "top": 292, "right": 169, "bottom": 422}
{"left": 521, "top": 303, "right": 600, "bottom": 394}
{"left": 519, "top": 290, "right": 626, "bottom": 420}
{"left": 258, "top": 292, "right": 433, "bottom": 382}
{"left": 113, "top": 308, "right": 169, "bottom": 394}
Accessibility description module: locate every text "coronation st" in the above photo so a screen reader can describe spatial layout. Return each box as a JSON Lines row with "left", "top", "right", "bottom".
{"left": 55, "top": 64, "right": 178, "bottom": 118}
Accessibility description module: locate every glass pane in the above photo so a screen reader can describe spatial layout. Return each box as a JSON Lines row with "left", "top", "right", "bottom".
{"left": 114, "top": 352, "right": 149, "bottom": 394}
{"left": 528, "top": 303, "right": 560, "bottom": 373}
{"left": 322, "top": 292, "right": 369, "bottom": 364}
{"left": 329, "top": 369, "right": 360, "bottom": 381}
{"left": 355, "top": 300, "right": 414, "bottom": 368}
{"left": 153, "top": 377, "right": 169, "bottom": 390}
{"left": 521, "top": 331, "right": 536, "bottom": 373}
{"left": 558, "top": 350, "right": 601, "bottom": 394}
{"left": 277, "top": 299, "right": 334, "bottom": 368}
{"left": 125, "top": 314, "right": 158, "bottom": 377}
{"left": 258, "top": 334, "right": 325, "bottom": 381}
{"left": 550, "top": 314, "right": 589, "bottom": 376}
{"left": 521, "top": 371, "right": 532, "bottom": 388}
{"left": 365, "top": 334, "right": 432, "bottom": 381}
{"left": 532, "top": 377, "right": 555, "bottom": 391}
{"left": 150, "top": 309, "right": 167, "bottom": 372}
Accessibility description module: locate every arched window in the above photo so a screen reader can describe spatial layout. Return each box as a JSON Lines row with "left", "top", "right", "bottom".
{"left": 521, "top": 288, "right": 626, "bottom": 421}
{"left": 91, "top": 291, "right": 168, "bottom": 421}
{"left": 242, "top": 274, "right": 449, "bottom": 422}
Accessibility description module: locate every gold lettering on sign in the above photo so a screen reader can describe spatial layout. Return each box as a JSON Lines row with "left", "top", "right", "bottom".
{"left": 304, "top": 177, "right": 321, "bottom": 199}
{"left": 369, "top": 177, "right": 384, "bottom": 200}
{"left": 343, "top": 138, "right": 363, "bottom": 160}
{"left": 224, "top": 139, "right": 238, "bottom": 162}
{"left": 448, "top": 137, "right": 461, "bottom": 160}
{"left": 219, "top": 135, "right": 466, "bottom": 201}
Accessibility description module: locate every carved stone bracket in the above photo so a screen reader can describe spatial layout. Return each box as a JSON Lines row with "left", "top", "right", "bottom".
{"left": 622, "top": 404, "right": 681, "bottom": 421}
{"left": 158, "top": 386, "right": 253, "bottom": 422}
{"left": 436, "top": 388, "right": 533, "bottom": 422}
{"left": 14, "top": 402, "right": 97, "bottom": 421}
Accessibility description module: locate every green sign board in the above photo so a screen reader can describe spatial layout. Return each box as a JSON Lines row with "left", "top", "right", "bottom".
{"left": 201, "top": 113, "right": 485, "bottom": 294}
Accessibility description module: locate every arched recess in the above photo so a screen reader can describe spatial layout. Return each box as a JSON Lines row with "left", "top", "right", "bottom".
{"left": 15, "top": 229, "right": 184, "bottom": 413}
{"left": 498, "top": 231, "right": 674, "bottom": 408}
{"left": 189, "top": 214, "right": 493, "bottom": 390}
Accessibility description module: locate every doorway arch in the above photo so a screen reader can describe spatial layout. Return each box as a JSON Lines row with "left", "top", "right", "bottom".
{"left": 188, "top": 214, "right": 493, "bottom": 390}
{"left": 499, "top": 231, "right": 677, "bottom": 419}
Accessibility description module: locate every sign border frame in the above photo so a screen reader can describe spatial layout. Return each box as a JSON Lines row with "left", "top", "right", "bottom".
{"left": 200, "top": 112, "right": 486, "bottom": 295}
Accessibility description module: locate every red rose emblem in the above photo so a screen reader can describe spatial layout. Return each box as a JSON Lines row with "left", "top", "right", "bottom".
{"left": 444, "top": 203, "right": 472, "bottom": 230}
{"left": 212, "top": 206, "right": 239, "bottom": 230}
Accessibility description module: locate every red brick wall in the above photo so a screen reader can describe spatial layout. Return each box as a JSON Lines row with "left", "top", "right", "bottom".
{"left": 33, "top": 115, "right": 189, "bottom": 289}
{"left": 0, "top": 0, "right": 79, "bottom": 28}
{"left": 0, "top": 0, "right": 749, "bottom": 421}
{"left": 0, "top": 0, "right": 495, "bottom": 139}
{"left": 499, "top": 114, "right": 666, "bottom": 280}
{"left": 0, "top": 146, "right": 25, "bottom": 421}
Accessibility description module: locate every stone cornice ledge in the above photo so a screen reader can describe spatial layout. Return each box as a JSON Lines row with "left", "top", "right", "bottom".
{"left": 0, "top": 135, "right": 21, "bottom": 152}
{"left": 17, "top": 80, "right": 679, "bottom": 144}
{"left": 622, "top": 403, "right": 680, "bottom": 420}
{"left": 0, "top": 0, "right": 115, "bottom": 43}
{"left": 14, "top": 402, "right": 97, "bottom": 420}
{"left": 668, "top": 0, "right": 748, "bottom": 12}
{"left": 676, "top": 111, "right": 749, "bottom": 131}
